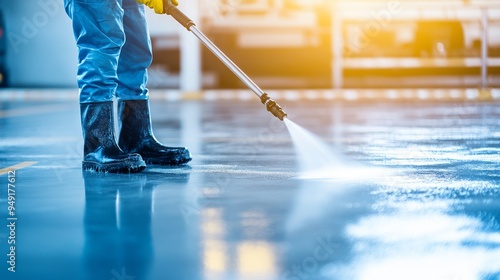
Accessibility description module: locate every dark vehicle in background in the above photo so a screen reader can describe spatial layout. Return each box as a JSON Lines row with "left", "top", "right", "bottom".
{"left": 0, "top": 10, "right": 7, "bottom": 87}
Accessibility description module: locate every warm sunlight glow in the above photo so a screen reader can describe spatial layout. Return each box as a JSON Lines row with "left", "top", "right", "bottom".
{"left": 202, "top": 208, "right": 227, "bottom": 274}
{"left": 237, "top": 242, "right": 277, "bottom": 275}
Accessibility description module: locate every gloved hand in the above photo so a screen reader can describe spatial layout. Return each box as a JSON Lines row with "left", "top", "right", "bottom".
{"left": 137, "top": 0, "right": 178, "bottom": 14}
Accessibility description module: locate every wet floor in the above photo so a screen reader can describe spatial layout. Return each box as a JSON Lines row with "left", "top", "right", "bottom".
{"left": 1, "top": 96, "right": 500, "bottom": 280}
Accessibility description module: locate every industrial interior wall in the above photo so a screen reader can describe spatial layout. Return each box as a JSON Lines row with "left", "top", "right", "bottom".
{"left": 0, "top": 0, "right": 78, "bottom": 88}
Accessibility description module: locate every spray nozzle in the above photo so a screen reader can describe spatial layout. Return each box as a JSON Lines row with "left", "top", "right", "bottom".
{"left": 261, "top": 93, "right": 287, "bottom": 121}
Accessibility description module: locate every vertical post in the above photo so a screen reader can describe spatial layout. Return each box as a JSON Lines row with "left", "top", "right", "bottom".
{"left": 180, "top": 0, "right": 202, "bottom": 91}
{"left": 332, "top": 1, "right": 343, "bottom": 89}
{"left": 481, "top": 7, "right": 488, "bottom": 89}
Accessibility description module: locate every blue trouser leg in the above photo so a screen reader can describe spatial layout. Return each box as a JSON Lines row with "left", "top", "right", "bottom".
{"left": 116, "top": 0, "right": 152, "bottom": 101}
{"left": 64, "top": 0, "right": 125, "bottom": 103}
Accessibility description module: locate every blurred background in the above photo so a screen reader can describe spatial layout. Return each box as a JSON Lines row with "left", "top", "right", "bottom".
{"left": 0, "top": 0, "right": 498, "bottom": 90}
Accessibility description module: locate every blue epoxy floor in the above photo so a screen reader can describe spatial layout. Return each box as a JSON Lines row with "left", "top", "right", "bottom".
{"left": 1, "top": 97, "right": 500, "bottom": 280}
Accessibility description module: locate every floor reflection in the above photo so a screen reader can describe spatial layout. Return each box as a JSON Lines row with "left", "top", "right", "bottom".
{"left": 321, "top": 168, "right": 500, "bottom": 280}
{"left": 325, "top": 212, "right": 500, "bottom": 280}
{"left": 282, "top": 178, "right": 377, "bottom": 280}
{"left": 82, "top": 171, "right": 154, "bottom": 280}
{"left": 201, "top": 208, "right": 228, "bottom": 277}
{"left": 199, "top": 206, "right": 280, "bottom": 280}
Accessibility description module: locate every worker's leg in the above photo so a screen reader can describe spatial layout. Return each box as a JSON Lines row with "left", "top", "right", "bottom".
{"left": 116, "top": 0, "right": 192, "bottom": 166}
{"left": 65, "top": 0, "right": 146, "bottom": 173}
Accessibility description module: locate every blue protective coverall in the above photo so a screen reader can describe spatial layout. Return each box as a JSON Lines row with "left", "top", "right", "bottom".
{"left": 64, "top": 0, "right": 191, "bottom": 173}
{"left": 64, "top": 0, "right": 151, "bottom": 103}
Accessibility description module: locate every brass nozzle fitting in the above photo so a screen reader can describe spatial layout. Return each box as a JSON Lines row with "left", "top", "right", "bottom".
{"left": 260, "top": 93, "right": 287, "bottom": 121}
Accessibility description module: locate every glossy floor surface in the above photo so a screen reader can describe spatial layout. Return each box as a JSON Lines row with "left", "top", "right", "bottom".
{"left": 1, "top": 97, "right": 500, "bottom": 280}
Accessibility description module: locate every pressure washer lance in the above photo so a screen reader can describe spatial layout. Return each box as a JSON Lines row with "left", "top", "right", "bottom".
{"left": 164, "top": 1, "right": 287, "bottom": 121}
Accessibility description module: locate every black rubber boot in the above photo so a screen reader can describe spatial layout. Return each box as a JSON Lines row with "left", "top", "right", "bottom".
{"left": 81, "top": 102, "right": 146, "bottom": 173}
{"left": 118, "top": 100, "right": 192, "bottom": 166}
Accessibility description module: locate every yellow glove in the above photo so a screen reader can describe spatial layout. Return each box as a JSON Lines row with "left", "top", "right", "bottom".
{"left": 137, "top": 0, "right": 178, "bottom": 14}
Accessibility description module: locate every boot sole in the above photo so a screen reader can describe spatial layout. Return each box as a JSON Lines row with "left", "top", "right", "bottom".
{"left": 82, "top": 160, "right": 146, "bottom": 173}
{"left": 143, "top": 156, "right": 192, "bottom": 166}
